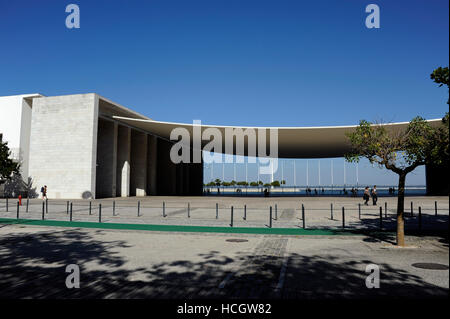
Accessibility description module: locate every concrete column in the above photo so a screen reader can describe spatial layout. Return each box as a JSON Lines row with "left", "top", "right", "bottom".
{"left": 95, "top": 119, "right": 117, "bottom": 198}
{"left": 112, "top": 122, "right": 118, "bottom": 196}
{"left": 157, "top": 138, "right": 177, "bottom": 195}
{"left": 426, "top": 163, "right": 449, "bottom": 195}
{"left": 176, "top": 164, "right": 184, "bottom": 195}
{"left": 131, "top": 130, "right": 147, "bottom": 196}
{"left": 116, "top": 125, "right": 131, "bottom": 197}
{"left": 147, "top": 135, "right": 157, "bottom": 195}
{"left": 188, "top": 159, "right": 204, "bottom": 195}
{"left": 182, "top": 163, "right": 190, "bottom": 195}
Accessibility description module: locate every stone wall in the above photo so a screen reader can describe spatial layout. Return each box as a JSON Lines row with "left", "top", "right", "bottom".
{"left": 29, "top": 94, "right": 98, "bottom": 199}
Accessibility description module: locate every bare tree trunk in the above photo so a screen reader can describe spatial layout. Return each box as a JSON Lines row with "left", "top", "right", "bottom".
{"left": 396, "top": 173, "right": 406, "bottom": 246}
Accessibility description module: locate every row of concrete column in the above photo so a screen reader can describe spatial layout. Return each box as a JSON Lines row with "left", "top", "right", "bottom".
{"left": 95, "top": 119, "right": 203, "bottom": 198}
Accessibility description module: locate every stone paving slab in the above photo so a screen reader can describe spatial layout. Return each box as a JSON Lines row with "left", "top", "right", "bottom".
{"left": 0, "top": 222, "right": 448, "bottom": 299}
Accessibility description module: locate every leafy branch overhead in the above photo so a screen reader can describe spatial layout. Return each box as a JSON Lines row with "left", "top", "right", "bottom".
{"left": 344, "top": 115, "right": 449, "bottom": 175}
{"left": 430, "top": 66, "right": 449, "bottom": 104}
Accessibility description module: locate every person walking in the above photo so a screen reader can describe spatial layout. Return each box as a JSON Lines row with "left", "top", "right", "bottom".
{"left": 371, "top": 185, "right": 378, "bottom": 205}
{"left": 42, "top": 185, "right": 48, "bottom": 201}
{"left": 363, "top": 187, "right": 370, "bottom": 205}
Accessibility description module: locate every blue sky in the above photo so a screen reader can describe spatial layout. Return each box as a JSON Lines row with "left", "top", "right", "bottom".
{"left": 1, "top": 0, "right": 448, "bottom": 185}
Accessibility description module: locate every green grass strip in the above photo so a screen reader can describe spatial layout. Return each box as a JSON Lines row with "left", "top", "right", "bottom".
{"left": 0, "top": 217, "right": 367, "bottom": 236}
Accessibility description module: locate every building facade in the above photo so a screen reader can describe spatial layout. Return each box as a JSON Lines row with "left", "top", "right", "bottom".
{"left": 0, "top": 93, "right": 203, "bottom": 199}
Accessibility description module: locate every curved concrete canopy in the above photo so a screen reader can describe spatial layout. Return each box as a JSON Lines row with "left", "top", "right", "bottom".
{"left": 112, "top": 116, "right": 442, "bottom": 159}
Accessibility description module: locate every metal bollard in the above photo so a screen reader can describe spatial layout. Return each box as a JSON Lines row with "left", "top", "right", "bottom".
{"left": 6, "top": 197, "right": 8, "bottom": 212}
{"left": 302, "top": 204, "right": 305, "bottom": 229}
{"left": 46, "top": 199, "right": 48, "bottom": 214}
{"left": 113, "top": 201, "right": 115, "bottom": 216}
{"left": 66, "top": 201, "right": 69, "bottom": 214}
{"left": 230, "top": 206, "right": 233, "bottom": 227}
{"left": 342, "top": 207, "right": 345, "bottom": 228}
{"left": 89, "top": 201, "right": 92, "bottom": 215}
{"left": 163, "top": 201, "right": 166, "bottom": 217}
{"left": 70, "top": 202, "right": 73, "bottom": 222}
{"left": 275, "top": 204, "right": 278, "bottom": 220}
{"left": 243, "top": 204, "right": 247, "bottom": 220}
{"left": 99, "top": 203, "right": 102, "bottom": 223}
{"left": 418, "top": 206, "right": 422, "bottom": 233}
{"left": 269, "top": 206, "right": 272, "bottom": 228}
{"left": 188, "top": 203, "right": 190, "bottom": 218}
{"left": 137, "top": 201, "right": 140, "bottom": 217}
{"left": 16, "top": 201, "right": 19, "bottom": 219}
{"left": 216, "top": 203, "right": 218, "bottom": 219}
{"left": 411, "top": 202, "right": 413, "bottom": 217}
{"left": 379, "top": 206, "right": 383, "bottom": 230}
{"left": 435, "top": 201, "right": 437, "bottom": 216}
{"left": 358, "top": 203, "right": 361, "bottom": 220}
{"left": 42, "top": 201, "right": 45, "bottom": 220}
{"left": 385, "top": 202, "right": 387, "bottom": 218}
{"left": 26, "top": 198, "right": 29, "bottom": 213}
{"left": 331, "top": 203, "right": 333, "bottom": 220}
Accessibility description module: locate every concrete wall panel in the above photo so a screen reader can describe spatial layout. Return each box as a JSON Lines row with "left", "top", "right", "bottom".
{"left": 28, "top": 94, "right": 98, "bottom": 199}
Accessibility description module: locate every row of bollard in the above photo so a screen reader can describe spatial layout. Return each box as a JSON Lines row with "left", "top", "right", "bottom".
{"left": 8, "top": 199, "right": 437, "bottom": 232}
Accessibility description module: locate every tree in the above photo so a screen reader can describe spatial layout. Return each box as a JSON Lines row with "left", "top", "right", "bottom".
{"left": 430, "top": 66, "right": 449, "bottom": 104}
{"left": 4, "top": 172, "right": 38, "bottom": 198}
{"left": 345, "top": 116, "right": 448, "bottom": 246}
{"left": 271, "top": 180, "right": 281, "bottom": 187}
{"left": 0, "top": 139, "right": 20, "bottom": 182}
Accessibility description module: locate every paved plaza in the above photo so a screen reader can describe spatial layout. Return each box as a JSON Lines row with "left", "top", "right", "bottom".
{"left": 0, "top": 196, "right": 448, "bottom": 299}
{"left": 0, "top": 196, "right": 448, "bottom": 231}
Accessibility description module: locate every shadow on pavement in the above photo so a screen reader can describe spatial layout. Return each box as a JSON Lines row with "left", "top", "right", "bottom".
{"left": 0, "top": 227, "right": 447, "bottom": 299}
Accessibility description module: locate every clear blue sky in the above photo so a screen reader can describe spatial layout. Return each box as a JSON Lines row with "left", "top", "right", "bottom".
{"left": 1, "top": 0, "right": 448, "bottom": 185}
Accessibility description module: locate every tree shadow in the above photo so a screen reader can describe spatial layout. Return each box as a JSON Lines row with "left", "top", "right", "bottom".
{"left": 0, "top": 226, "right": 447, "bottom": 299}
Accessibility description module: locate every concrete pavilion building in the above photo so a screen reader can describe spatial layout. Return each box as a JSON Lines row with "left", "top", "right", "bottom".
{"left": 0, "top": 93, "right": 203, "bottom": 199}
{"left": 0, "top": 93, "right": 447, "bottom": 198}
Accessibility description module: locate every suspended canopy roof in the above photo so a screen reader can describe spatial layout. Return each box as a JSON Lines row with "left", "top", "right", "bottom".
{"left": 112, "top": 116, "right": 442, "bottom": 159}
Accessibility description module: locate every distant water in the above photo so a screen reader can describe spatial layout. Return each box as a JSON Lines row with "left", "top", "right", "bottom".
{"left": 204, "top": 186, "right": 427, "bottom": 196}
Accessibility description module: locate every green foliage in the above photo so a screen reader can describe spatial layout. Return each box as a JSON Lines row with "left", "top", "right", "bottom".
{"left": 271, "top": 180, "right": 281, "bottom": 187}
{"left": 0, "top": 139, "right": 20, "bottom": 182}
{"left": 345, "top": 115, "right": 449, "bottom": 175}
{"left": 3, "top": 173, "right": 38, "bottom": 198}
{"left": 430, "top": 66, "right": 449, "bottom": 104}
